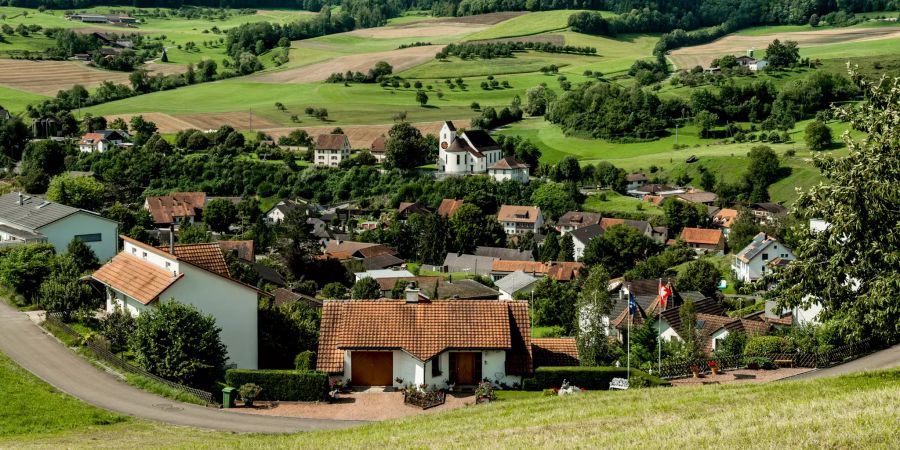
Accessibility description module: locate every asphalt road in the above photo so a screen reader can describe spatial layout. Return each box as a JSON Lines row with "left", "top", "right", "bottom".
{"left": 785, "top": 343, "right": 900, "bottom": 380}
{"left": 0, "top": 300, "right": 365, "bottom": 433}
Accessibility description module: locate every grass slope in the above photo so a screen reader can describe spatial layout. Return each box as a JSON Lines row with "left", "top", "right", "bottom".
{"left": 464, "top": 10, "right": 587, "bottom": 40}
{"left": 3, "top": 356, "right": 898, "bottom": 448}
{"left": 0, "top": 84, "right": 47, "bottom": 112}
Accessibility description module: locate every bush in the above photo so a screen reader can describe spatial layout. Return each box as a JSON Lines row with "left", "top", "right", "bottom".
{"left": 744, "top": 356, "right": 776, "bottom": 370}
{"left": 522, "top": 367, "right": 668, "bottom": 391}
{"left": 224, "top": 369, "right": 328, "bottom": 401}
{"left": 294, "top": 351, "right": 316, "bottom": 371}
{"left": 239, "top": 383, "right": 263, "bottom": 405}
{"left": 743, "top": 336, "right": 792, "bottom": 356}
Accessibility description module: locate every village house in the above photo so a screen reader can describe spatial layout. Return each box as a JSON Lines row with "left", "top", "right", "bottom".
{"left": 569, "top": 223, "right": 603, "bottom": 261}
{"left": 264, "top": 199, "right": 315, "bottom": 224}
{"left": 316, "top": 294, "right": 533, "bottom": 388}
{"left": 495, "top": 270, "right": 539, "bottom": 300}
{"left": 487, "top": 156, "right": 530, "bottom": 183}
{"left": 375, "top": 276, "right": 499, "bottom": 300}
{"left": 679, "top": 227, "right": 725, "bottom": 254}
{"left": 442, "top": 253, "right": 497, "bottom": 276}
{"left": 496, "top": 205, "right": 543, "bottom": 236}
{"left": 91, "top": 236, "right": 260, "bottom": 368}
{"left": 709, "top": 207, "right": 739, "bottom": 237}
{"left": 78, "top": 129, "right": 129, "bottom": 153}
{"left": 628, "top": 183, "right": 685, "bottom": 199}
{"left": 750, "top": 202, "right": 789, "bottom": 223}
{"left": 676, "top": 189, "right": 718, "bottom": 206}
{"left": 397, "top": 202, "right": 430, "bottom": 219}
{"left": 437, "top": 121, "right": 509, "bottom": 176}
{"left": 474, "top": 246, "right": 533, "bottom": 261}
{"left": 369, "top": 135, "right": 387, "bottom": 163}
{"left": 594, "top": 279, "right": 704, "bottom": 341}
{"left": 732, "top": 232, "right": 795, "bottom": 283}
{"left": 490, "top": 260, "right": 583, "bottom": 282}
{"left": 314, "top": 134, "right": 352, "bottom": 167}
{"left": 0, "top": 193, "right": 118, "bottom": 262}
{"left": 601, "top": 217, "right": 667, "bottom": 244}
{"left": 144, "top": 192, "right": 206, "bottom": 228}
{"left": 556, "top": 211, "right": 603, "bottom": 235}
{"left": 625, "top": 173, "right": 648, "bottom": 191}
{"left": 436, "top": 198, "right": 465, "bottom": 217}
{"left": 272, "top": 287, "right": 323, "bottom": 308}
{"left": 324, "top": 240, "right": 403, "bottom": 270}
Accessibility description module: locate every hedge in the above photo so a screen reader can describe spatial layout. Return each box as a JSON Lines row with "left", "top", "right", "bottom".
{"left": 224, "top": 369, "right": 328, "bottom": 401}
{"left": 522, "top": 366, "right": 669, "bottom": 391}
{"left": 294, "top": 351, "right": 316, "bottom": 371}
{"left": 743, "top": 336, "right": 792, "bottom": 356}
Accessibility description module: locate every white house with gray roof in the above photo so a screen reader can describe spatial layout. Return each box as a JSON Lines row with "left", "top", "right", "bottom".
{"left": 496, "top": 270, "right": 539, "bottom": 300}
{"left": 732, "top": 232, "right": 794, "bottom": 283}
{"left": 0, "top": 193, "right": 118, "bottom": 261}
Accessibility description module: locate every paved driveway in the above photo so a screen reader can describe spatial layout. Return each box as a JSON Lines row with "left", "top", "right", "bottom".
{"left": 0, "top": 300, "right": 365, "bottom": 433}
{"left": 784, "top": 344, "right": 900, "bottom": 381}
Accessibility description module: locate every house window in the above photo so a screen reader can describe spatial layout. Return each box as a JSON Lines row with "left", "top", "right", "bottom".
{"left": 75, "top": 233, "right": 102, "bottom": 242}
{"left": 456, "top": 155, "right": 460, "bottom": 165}
{"left": 165, "top": 261, "right": 171, "bottom": 269}
{"left": 142, "top": 251, "right": 147, "bottom": 260}
{"left": 431, "top": 356, "right": 441, "bottom": 377}
{"left": 131, "top": 248, "right": 137, "bottom": 255}
{"left": 762, "top": 253, "right": 769, "bottom": 260}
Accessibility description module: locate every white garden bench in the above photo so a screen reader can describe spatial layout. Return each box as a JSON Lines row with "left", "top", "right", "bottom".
{"left": 609, "top": 377, "right": 630, "bottom": 390}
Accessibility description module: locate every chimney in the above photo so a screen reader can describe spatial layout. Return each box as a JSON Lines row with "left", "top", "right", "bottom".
{"left": 405, "top": 282, "right": 420, "bottom": 304}
{"left": 17, "top": 192, "right": 23, "bottom": 206}
{"left": 169, "top": 223, "right": 175, "bottom": 255}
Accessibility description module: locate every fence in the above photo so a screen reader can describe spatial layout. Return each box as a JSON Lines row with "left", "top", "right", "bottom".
{"left": 44, "top": 313, "right": 217, "bottom": 406}
{"left": 656, "top": 339, "right": 872, "bottom": 379}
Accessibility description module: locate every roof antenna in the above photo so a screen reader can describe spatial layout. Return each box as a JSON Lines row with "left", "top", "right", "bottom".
{"left": 169, "top": 223, "right": 175, "bottom": 255}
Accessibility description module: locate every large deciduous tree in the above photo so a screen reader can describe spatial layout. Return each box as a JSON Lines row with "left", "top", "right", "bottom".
{"left": 769, "top": 71, "right": 900, "bottom": 345}
{"left": 203, "top": 198, "right": 238, "bottom": 233}
{"left": 583, "top": 224, "right": 660, "bottom": 276}
{"left": 46, "top": 174, "right": 105, "bottom": 209}
{"left": 530, "top": 277, "right": 578, "bottom": 335}
{"left": 676, "top": 259, "right": 721, "bottom": 297}
{"left": 804, "top": 120, "right": 832, "bottom": 151}
{"left": 576, "top": 265, "right": 618, "bottom": 366}
{"left": 383, "top": 122, "right": 428, "bottom": 171}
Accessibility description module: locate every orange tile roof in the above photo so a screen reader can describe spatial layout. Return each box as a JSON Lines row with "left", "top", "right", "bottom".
{"left": 680, "top": 227, "right": 723, "bottom": 246}
{"left": 156, "top": 242, "right": 230, "bottom": 278}
{"left": 370, "top": 135, "right": 387, "bottom": 153}
{"left": 532, "top": 338, "right": 580, "bottom": 367}
{"left": 316, "top": 300, "right": 533, "bottom": 375}
{"left": 713, "top": 208, "right": 739, "bottom": 228}
{"left": 497, "top": 205, "right": 541, "bottom": 223}
{"left": 144, "top": 192, "right": 205, "bottom": 225}
{"left": 218, "top": 240, "right": 254, "bottom": 262}
{"left": 437, "top": 199, "right": 464, "bottom": 217}
{"left": 643, "top": 195, "right": 664, "bottom": 206}
{"left": 91, "top": 253, "right": 182, "bottom": 305}
{"left": 80, "top": 132, "right": 106, "bottom": 145}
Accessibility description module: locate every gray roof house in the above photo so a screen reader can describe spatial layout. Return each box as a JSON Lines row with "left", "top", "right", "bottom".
{"left": 474, "top": 246, "right": 534, "bottom": 261}
{"left": 495, "top": 270, "right": 539, "bottom": 300}
{"left": 442, "top": 253, "right": 496, "bottom": 276}
{"left": 569, "top": 223, "right": 604, "bottom": 261}
{"left": 0, "top": 193, "right": 119, "bottom": 262}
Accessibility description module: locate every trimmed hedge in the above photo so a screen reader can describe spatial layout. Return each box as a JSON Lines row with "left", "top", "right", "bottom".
{"left": 294, "top": 351, "right": 316, "bottom": 371}
{"left": 522, "top": 366, "right": 669, "bottom": 391}
{"left": 225, "top": 369, "right": 328, "bottom": 401}
{"left": 744, "top": 336, "right": 792, "bottom": 356}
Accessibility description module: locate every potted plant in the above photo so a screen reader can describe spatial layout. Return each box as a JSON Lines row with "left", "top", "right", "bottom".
{"left": 239, "top": 383, "right": 262, "bottom": 407}
{"left": 689, "top": 364, "right": 701, "bottom": 378}
{"left": 475, "top": 381, "right": 496, "bottom": 404}
{"left": 708, "top": 360, "right": 720, "bottom": 375}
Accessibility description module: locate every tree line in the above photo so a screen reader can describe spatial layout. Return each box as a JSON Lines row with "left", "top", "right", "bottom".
{"left": 436, "top": 41, "right": 596, "bottom": 60}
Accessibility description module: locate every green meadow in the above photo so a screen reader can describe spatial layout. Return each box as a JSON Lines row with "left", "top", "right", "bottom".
{"left": 0, "top": 84, "right": 47, "bottom": 112}
{"left": 464, "top": 9, "right": 587, "bottom": 40}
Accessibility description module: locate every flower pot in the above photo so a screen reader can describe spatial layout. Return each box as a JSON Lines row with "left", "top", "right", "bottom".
{"left": 691, "top": 370, "right": 700, "bottom": 378}
{"left": 711, "top": 367, "right": 720, "bottom": 375}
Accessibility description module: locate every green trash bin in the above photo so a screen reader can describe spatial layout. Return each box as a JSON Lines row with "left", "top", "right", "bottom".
{"left": 222, "top": 387, "right": 236, "bottom": 408}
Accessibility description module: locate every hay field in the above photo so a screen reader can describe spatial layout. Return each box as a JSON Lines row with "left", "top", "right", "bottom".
{"left": 250, "top": 45, "right": 444, "bottom": 83}
{"left": 669, "top": 26, "right": 900, "bottom": 68}
{"left": 346, "top": 22, "right": 488, "bottom": 39}
{"left": 0, "top": 59, "right": 185, "bottom": 96}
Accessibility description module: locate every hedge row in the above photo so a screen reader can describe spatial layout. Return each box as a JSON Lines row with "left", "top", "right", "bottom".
{"left": 522, "top": 366, "right": 669, "bottom": 391}
{"left": 224, "top": 369, "right": 328, "bottom": 401}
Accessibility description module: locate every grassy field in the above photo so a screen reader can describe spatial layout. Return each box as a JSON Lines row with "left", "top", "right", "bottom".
{"left": 463, "top": 10, "right": 586, "bottom": 40}
{"left": 583, "top": 190, "right": 664, "bottom": 217}
{"left": 2, "top": 345, "right": 898, "bottom": 449}
{"left": 0, "top": 84, "right": 47, "bottom": 113}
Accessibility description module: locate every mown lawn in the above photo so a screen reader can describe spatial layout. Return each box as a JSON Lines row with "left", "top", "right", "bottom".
{"left": 583, "top": 190, "right": 663, "bottom": 217}
{"left": 4, "top": 355, "right": 898, "bottom": 449}
{"left": 463, "top": 10, "right": 588, "bottom": 41}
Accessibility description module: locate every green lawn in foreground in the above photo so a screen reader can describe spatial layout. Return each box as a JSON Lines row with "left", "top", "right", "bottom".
{"left": 3, "top": 353, "right": 898, "bottom": 449}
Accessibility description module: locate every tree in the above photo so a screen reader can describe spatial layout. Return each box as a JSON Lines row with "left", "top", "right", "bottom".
{"left": 583, "top": 225, "right": 659, "bottom": 276}
{"left": 744, "top": 145, "right": 781, "bottom": 202}
{"left": 129, "top": 301, "right": 227, "bottom": 388}
{"left": 558, "top": 234, "right": 575, "bottom": 262}
{"left": 0, "top": 243, "right": 56, "bottom": 302}
{"left": 258, "top": 301, "right": 320, "bottom": 369}
{"left": 450, "top": 204, "right": 506, "bottom": 253}
{"left": 383, "top": 122, "right": 427, "bottom": 170}
{"left": 576, "top": 265, "right": 618, "bottom": 366}
{"left": 203, "top": 198, "right": 238, "bottom": 233}
{"left": 530, "top": 181, "right": 576, "bottom": 222}
{"left": 765, "top": 39, "right": 800, "bottom": 69}
{"left": 677, "top": 299, "right": 703, "bottom": 359}
{"left": 530, "top": 277, "right": 578, "bottom": 334}
{"left": 67, "top": 238, "right": 100, "bottom": 272}
{"left": 40, "top": 255, "right": 95, "bottom": 321}
{"left": 20, "top": 140, "right": 68, "bottom": 194}
{"left": 804, "top": 120, "right": 832, "bottom": 151}
{"left": 524, "top": 85, "right": 556, "bottom": 116}
{"left": 160, "top": 49, "right": 168, "bottom": 62}
{"left": 320, "top": 282, "right": 348, "bottom": 299}
{"left": 101, "top": 306, "right": 136, "bottom": 354}
{"left": 415, "top": 90, "right": 428, "bottom": 106}
{"left": 46, "top": 174, "right": 105, "bottom": 209}
{"left": 539, "top": 233, "right": 561, "bottom": 262}
{"left": 351, "top": 277, "right": 381, "bottom": 299}
{"left": 768, "top": 70, "right": 900, "bottom": 344}
{"left": 676, "top": 259, "right": 721, "bottom": 297}
{"left": 662, "top": 197, "right": 705, "bottom": 234}
{"left": 176, "top": 224, "right": 211, "bottom": 244}
{"left": 728, "top": 209, "right": 760, "bottom": 251}
{"left": 129, "top": 115, "right": 158, "bottom": 146}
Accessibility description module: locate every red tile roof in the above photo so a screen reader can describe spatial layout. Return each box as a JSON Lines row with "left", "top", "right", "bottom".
{"left": 532, "top": 338, "right": 580, "bottom": 367}
{"left": 491, "top": 260, "right": 583, "bottom": 281}
{"left": 497, "top": 205, "right": 541, "bottom": 223}
{"left": 713, "top": 208, "right": 739, "bottom": 228}
{"left": 370, "top": 135, "right": 387, "bottom": 153}
{"left": 489, "top": 156, "right": 529, "bottom": 170}
{"left": 315, "top": 134, "right": 349, "bottom": 150}
{"left": 80, "top": 133, "right": 107, "bottom": 145}
{"left": 316, "top": 300, "right": 532, "bottom": 375}
{"left": 680, "top": 227, "right": 723, "bottom": 246}
{"left": 91, "top": 253, "right": 182, "bottom": 305}
{"left": 144, "top": 192, "right": 206, "bottom": 225}
{"left": 437, "top": 199, "right": 464, "bottom": 217}
{"left": 156, "top": 242, "right": 230, "bottom": 278}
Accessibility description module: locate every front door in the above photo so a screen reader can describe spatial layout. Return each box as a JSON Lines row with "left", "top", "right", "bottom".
{"left": 451, "top": 352, "right": 480, "bottom": 385}
{"left": 351, "top": 352, "right": 393, "bottom": 386}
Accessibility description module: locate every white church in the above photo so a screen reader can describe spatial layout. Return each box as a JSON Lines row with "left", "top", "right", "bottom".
{"left": 437, "top": 121, "right": 529, "bottom": 183}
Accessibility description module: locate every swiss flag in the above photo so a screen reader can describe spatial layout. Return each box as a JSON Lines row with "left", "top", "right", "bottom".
{"left": 659, "top": 280, "right": 672, "bottom": 308}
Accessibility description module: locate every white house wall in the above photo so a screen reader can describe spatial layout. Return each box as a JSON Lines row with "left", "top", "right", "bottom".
{"left": 161, "top": 264, "right": 259, "bottom": 369}
{"left": 339, "top": 349, "right": 518, "bottom": 388}
{"left": 37, "top": 211, "right": 118, "bottom": 262}
{"left": 123, "top": 241, "right": 179, "bottom": 273}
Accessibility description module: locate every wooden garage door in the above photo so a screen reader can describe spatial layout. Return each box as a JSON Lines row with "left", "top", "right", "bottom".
{"left": 351, "top": 352, "right": 393, "bottom": 386}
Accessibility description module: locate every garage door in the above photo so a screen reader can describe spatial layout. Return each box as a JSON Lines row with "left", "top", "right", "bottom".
{"left": 351, "top": 352, "right": 393, "bottom": 386}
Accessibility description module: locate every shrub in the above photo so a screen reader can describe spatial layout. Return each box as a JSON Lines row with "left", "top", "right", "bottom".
{"left": 744, "top": 356, "right": 776, "bottom": 370}
{"left": 294, "top": 351, "right": 316, "bottom": 371}
{"left": 744, "top": 336, "right": 792, "bottom": 356}
{"left": 522, "top": 367, "right": 668, "bottom": 391}
{"left": 225, "top": 369, "right": 328, "bottom": 401}
{"left": 239, "top": 383, "right": 263, "bottom": 405}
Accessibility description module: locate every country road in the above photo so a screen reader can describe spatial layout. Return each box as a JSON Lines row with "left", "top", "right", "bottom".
{"left": 0, "top": 299, "right": 365, "bottom": 433}
{"left": 784, "top": 343, "right": 900, "bottom": 381}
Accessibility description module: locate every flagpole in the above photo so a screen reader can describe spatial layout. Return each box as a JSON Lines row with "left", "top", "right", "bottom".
{"left": 627, "top": 307, "right": 631, "bottom": 382}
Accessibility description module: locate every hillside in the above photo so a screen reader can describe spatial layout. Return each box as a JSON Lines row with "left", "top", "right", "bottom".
{"left": 2, "top": 346, "right": 897, "bottom": 448}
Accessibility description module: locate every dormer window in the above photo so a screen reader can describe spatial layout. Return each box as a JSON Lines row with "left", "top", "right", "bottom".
{"left": 131, "top": 248, "right": 137, "bottom": 255}
{"left": 142, "top": 251, "right": 147, "bottom": 260}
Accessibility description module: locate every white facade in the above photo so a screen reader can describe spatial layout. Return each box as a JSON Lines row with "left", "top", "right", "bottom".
{"left": 79, "top": 140, "right": 109, "bottom": 153}
{"left": 732, "top": 237, "right": 795, "bottom": 283}
{"left": 749, "top": 60, "right": 767, "bottom": 71}
{"left": 489, "top": 167, "right": 529, "bottom": 183}
{"left": 103, "top": 240, "right": 259, "bottom": 369}
{"left": 337, "top": 349, "right": 520, "bottom": 389}
{"left": 315, "top": 139, "right": 351, "bottom": 167}
{"left": 500, "top": 216, "right": 542, "bottom": 236}
{"left": 437, "top": 122, "right": 503, "bottom": 175}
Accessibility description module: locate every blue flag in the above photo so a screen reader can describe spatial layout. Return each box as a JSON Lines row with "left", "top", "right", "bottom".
{"left": 628, "top": 293, "right": 637, "bottom": 315}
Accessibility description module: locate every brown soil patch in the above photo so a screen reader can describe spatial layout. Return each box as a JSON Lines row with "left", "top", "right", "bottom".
{"left": 470, "top": 33, "right": 565, "bottom": 45}
{"left": 348, "top": 23, "right": 487, "bottom": 39}
{"left": 263, "top": 119, "right": 472, "bottom": 148}
{"left": 143, "top": 61, "right": 186, "bottom": 76}
{"left": 178, "top": 112, "right": 282, "bottom": 132}
{"left": 101, "top": 113, "right": 197, "bottom": 134}
{"left": 250, "top": 45, "right": 444, "bottom": 84}
{"left": 670, "top": 27, "right": 900, "bottom": 69}
{"left": 0, "top": 59, "right": 184, "bottom": 96}
{"left": 434, "top": 11, "right": 527, "bottom": 25}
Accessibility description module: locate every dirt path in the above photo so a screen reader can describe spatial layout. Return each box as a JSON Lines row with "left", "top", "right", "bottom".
{"left": 670, "top": 27, "right": 900, "bottom": 69}
{"left": 0, "top": 300, "right": 365, "bottom": 433}
{"left": 250, "top": 45, "right": 445, "bottom": 84}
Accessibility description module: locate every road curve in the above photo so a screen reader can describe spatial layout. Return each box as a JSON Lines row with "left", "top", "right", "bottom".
{"left": 784, "top": 344, "right": 900, "bottom": 381}
{"left": 0, "top": 300, "right": 365, "bottom": 433}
